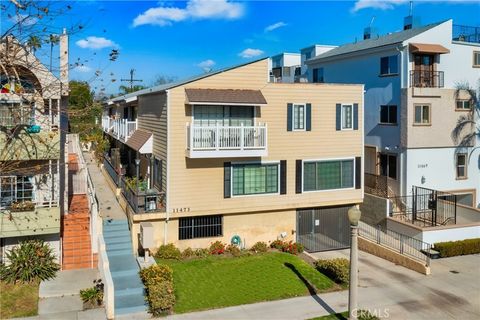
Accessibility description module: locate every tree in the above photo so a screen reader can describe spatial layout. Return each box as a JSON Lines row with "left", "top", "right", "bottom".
{"left": 118, "top": 84, "right": 146, "bottom": 95}
{"left": 26, "top": 35, "right": 41, "bottom": 53}
{"left": 47, "top": 34, "right": 60, "bottom": 72}
{"left": 452, "top": 81, "right": 480, "bottom": 149}
{"left": 152, "top": 74, "right": 177, "bottom": 86}
{"left": 68, "top": 80, "right": 102, "bottom": 139}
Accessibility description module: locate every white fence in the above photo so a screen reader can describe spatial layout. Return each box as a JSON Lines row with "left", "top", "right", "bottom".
{"left": 187, "top": 124, "right": 267, "bottom": 151}
{"left": 101, "top": 116, "right": 137, "bottom": 142}
{"left": 98, "top": 236, "right": 114, "bottom": 319}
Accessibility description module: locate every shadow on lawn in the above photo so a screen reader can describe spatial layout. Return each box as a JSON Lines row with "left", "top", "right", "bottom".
{"left": 284, "top": 262, "right": 339, "bottom": 317}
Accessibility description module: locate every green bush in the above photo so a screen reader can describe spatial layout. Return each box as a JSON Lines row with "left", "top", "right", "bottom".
{"left": 209, "top": 241, "right": 226, "bottom": 255}
{"left": 315, "top": 258, "right": 349, "bottom": 284}
{"left": 181, "top": 247, "right": 195, "bottom": 259}
{"left": 140, "top": 264, "right": 173, "bottom": 286}
{"left": 155, "top": 243, "right": 181, "bottom": 260}
{"left": 270, "top": 240, "right": 285, "bottom": 250}
{"left": 282, "top": 241, "right": 304, "bottom": 255}
{"left": 80, "top": 279, "right": 104, "bottom": 307}
{"left": 194, "top": 248, "right": 209, "bottom": 258}
{"left": 434, "top": 238, "right": 480, "bottom": 257}
{"left": 250, "top": 241, "right": 268, "bottom": 253}
{"left": 147, "top": 281, "right": 176, "bottom": 316}
{"left": 0, "top": 240, "right": 59, "bottom": 283}
{"left": 139, "top": 264, "right": 175, "bottom": 316}
{"left": 226, "top": 245, "right": 241, "bottom": 257}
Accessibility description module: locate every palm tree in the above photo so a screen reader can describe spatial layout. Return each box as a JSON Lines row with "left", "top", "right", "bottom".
{"left": 47, "top": 34, "right": 60, "bottom": 71}
{"left": 27, "top": 36, "right": 42, "bottom": 54}
{"left": 451, "top": 81, "right": 479, "bottom": 149}
{"left": 118, "top": 85, "right": 145, "bottom": 95}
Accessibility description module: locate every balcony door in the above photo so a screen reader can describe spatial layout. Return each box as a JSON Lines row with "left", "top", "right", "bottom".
{"left": 413, "top": 54, "right": 434, "bottom": 87}
{"left": 193, "top": 105, "right": 254, "bottom": 127}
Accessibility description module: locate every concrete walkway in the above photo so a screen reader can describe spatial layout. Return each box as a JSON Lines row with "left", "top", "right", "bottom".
{"left": 84, "top": 152, "right": 126, "bottom": 220}
{"left": 164, "top": 252, "right": 480, "bottom": 320}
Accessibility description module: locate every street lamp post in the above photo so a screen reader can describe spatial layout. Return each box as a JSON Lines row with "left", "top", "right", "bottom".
{"left": 348, "top": 205, "right": 361, "bottom": 320}
{"left": 135, "top": 158, "right": 140, "bottom": 211}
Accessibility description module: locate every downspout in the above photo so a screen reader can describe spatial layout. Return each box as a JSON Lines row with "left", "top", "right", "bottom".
{"left": 165, "top": 89, "right": 170, "bottom": 245}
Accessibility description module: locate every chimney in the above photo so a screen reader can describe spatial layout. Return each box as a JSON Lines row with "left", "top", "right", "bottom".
{"left": 364, "top": 27, "right": 371, "bottom": 40}
{"left": 404, "top": 1, "right": 420, "bottom": 30}
{"left": 59, "top": 28, "right": 69, "bottom": 96}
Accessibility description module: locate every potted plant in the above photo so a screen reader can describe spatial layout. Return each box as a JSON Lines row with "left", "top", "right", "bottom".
{"left": 80, "top": 279, "right": 104, "bottom": 309}
{"left": 10, "top": 201, "right": 35, "bottom": 212}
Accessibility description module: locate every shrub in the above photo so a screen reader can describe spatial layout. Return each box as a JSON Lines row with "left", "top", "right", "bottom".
{"left": 139, "top": 264, "right": 175, "bottom": 316}
{"left": 80, "top": 279, "right": 104, "bottom": 308}
{"left": 194, "top": 248, "right": 209, "bottom": 258}
{"left": 434, "top": 238, "right": 480, "bottom": 257}
{"left": 315, "top": 258, "right": 350, "bottom": 284}
{"left": 270, "top": 240, "right": 285, "bottom": 250}
{"left": 209, "top": 241, "right": 226, "bottom": 255}
{"left": 281, "top": 241, "right": 304, "bottom": 255}
{"left": 147, "top": 281, "right": 176, "bottom": 316}
{"left": 181, "top": 247, "right": 195, "bottom": 259}
{"left": 0, "top": 240, "right": 59, "bottom": 283}
{"left": 250, "top": 241, "right": 268, "bottom": 253}
{"left": 226, "top": 245, "right": 241, "bottom": 257}
{"left": 155, "top": 243, "right": 181, "bottom": 260}
{"left": 140, "top": 264, "right": 173, "bottom": 286}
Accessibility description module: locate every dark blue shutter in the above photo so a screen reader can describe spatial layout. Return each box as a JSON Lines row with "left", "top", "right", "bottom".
{"left": 335, "top": 104, "right": 341, "bottom": 131}
{"left": 306, "top": 103, "right": 312, "bottom": 131}
{"left": 353, "top": 103, "right": 359, "bottom": 130}
{"left": 287, "top": 103, "right": 293, "bottom": 131}
{"left": 224, "top": 162, "right": 231, "bottom": 198}
{"left": 280, "top": 160, "right": 287, "bottom": 195}
{"left": 295, "top": 160, "right": 302, "bottom": 194}
{"left": 355, "top": 157, "right": 361, "bottom": 189}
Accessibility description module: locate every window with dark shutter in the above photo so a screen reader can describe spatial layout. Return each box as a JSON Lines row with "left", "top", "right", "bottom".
{"left": 296, "top": 160, "right": 302, "bottom": 194}
{"left": 353, "top": 103, "right": 359, "bottom": 130}
{"left": 306, "top": 103, "right": 312, "bottom": 131}
{"left": 287, "top": 103, "right": 293, "bottom": 131}
{"left": 224, "top": 162, "right": 231, "bottom": 198}
{"left": 335, "top": 104, "right": 341, "bottom": 131}
{"left": 355, "top": 157, "right": 361, "bottom": 189}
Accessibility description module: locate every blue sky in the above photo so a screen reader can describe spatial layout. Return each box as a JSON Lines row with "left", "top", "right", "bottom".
{"left": 54, "top": 0, "right": 480, "bottom": 95}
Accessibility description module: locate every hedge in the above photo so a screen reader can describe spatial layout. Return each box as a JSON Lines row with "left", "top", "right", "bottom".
{"left": 434, "top": 238, "right": 480, "bottom": 258}
{"left": 139, "top": 264, "right": 175, "bottom": 316}
{"left": 314, "top": 258, "right": 349, "bottom": 284}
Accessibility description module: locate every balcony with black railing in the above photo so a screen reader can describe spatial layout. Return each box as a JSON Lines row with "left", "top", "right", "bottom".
{"left": 453, "top": 24, "right": 480, "bottom": 44}
{"left": 410, "top": 70, "right": 444, "bottom": 88}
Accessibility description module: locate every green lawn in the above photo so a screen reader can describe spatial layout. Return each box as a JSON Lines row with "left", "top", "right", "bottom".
{"left": 0, "top": 281, "right": 39, "bottom": 319}
{"left": 157, "top": 252, "right": 337, "bottom": 313}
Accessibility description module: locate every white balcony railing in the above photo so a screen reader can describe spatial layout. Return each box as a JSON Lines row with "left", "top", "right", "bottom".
{"left": 186, "top": 124, "right": 268, "bottom": 158}
{"left": 101, "top": 116, "right": 137, "bottom": 142}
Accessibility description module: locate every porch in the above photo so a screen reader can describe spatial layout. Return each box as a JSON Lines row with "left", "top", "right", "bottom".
{"left": 101, "top": 115, "right": 137, "bottom": 142}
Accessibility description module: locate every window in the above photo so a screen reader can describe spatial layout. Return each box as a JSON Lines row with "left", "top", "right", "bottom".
{"left": 473, "top": 51, "right": 480, "bottom": 67}
{"left": 380, "top": 105, "right": 397, "bottom": 124}
{"left": 153, "top": 158, "right": 162, "bottom": 190}
{"left": 380, "top": 55, "right": 398, "bottom": 75}
{"left": 193, "top": 105, "right": 254, "bottom": 127}
{"left": 304, "top": 51, "right": 312, "bottom": 60}
{"left": 380, "top": 154, "right": 397, "bottom": 179}
{"left": 283, "top": 67, "right": 291, "bottom": 77}
{"left": 303, "top": 159, "right": 354, "bottom": 191}
{"left": 456, "top": 153, "right": 467, "bottom": 179}
{"left": 341, "top": 105, "right": 353, "bottom": 129}
{"left": 312, "top": 68, "right": 324, "bottom": 83}
{"left": 294, "top": 67, "right": 301, "bottom": 77}
{"left": 232, "top": 163, "right": 279, "bottom": 196}
{"left": 0, "top": 176, "right": 34, "bottom": 209}
{"left": 179, "top": 215, "right": 223, "bottom": 240}
{"left": 293, "top": 104, "right": 305, "bottom": 130}
{"left": 414, "top": 104, "right": 430, "bottom": 125}
{"left": 456, "top": 100, "right": 471, "bottom": 110}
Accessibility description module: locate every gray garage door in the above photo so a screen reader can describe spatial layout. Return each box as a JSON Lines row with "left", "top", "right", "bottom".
{"left": 297, "top": 206, "right": 350, "bottom": 252}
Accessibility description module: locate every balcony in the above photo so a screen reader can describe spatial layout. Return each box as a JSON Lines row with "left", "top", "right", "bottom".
{"left": 186, "top": 124, "right": 268, "bottom": 158}
{"left": 101, "top": 116, "right": 137, "bottom": 142}
{"left": 410, "top": 70, "right": 444, "bottom": 88}
{"left": 120, "top": 176, "right": 165, "bottom": 214}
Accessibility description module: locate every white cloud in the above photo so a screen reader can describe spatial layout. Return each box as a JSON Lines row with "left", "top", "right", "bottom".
{"left": 9, "top": 13, "right": 38, "bottom": 26}
{"left": 197, "top": 59, "right": 216, "bottom": 72}
{"left": 351, "top": 0, "right": 408, "bottom": 12}
{"left": 76, "top": 36, "right": 118, "bottom": 49}
{"left": 264, "top": 21, "right": 287, "bottom": 32}
{"left": 238, "top": 48, "right": 264, "bottom": 59}
{"left": 133, "top": 0, "right": 244, "bottom": 27}
{"left": 74, "top": 65, "right": 92, "bottom": 73}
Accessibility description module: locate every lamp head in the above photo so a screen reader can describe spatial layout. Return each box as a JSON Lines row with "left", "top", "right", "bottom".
{"left": 135, "top": 158, "right": 140, "bottom": 166}
{"left": 348, "top": 205, "right": 361, "bottom": 226}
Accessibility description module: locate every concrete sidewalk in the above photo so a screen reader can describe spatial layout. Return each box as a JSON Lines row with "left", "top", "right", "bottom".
{"left": 165, "top": 252, "right": 480, "bottom": 320}
{"left": 84, "top": 152, "right": 126, "bottom": 220}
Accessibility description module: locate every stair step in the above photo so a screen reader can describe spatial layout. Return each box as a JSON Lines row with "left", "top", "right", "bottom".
{"left": 115, "top": 305, "right": 147, "bottom": 316}
{"left": 114, "top": 293, "right": 147, "bottom": 313}
{"left": 104, "top": 236, "right": 131, "bottom": 245}
{"left": 112, "top": 273, "right": 144, "bottom": 291}
{"left": 106, "top": 242, "right": 132, "bottom": 251}
{"left": 112, "top": 269, "right": 139, "bottom": 278}
{"left": 103, "top": 230, "right": 131, "bottom": 239}
{"left": 104, "top": 219, "right": 128, "bottom": 226}
{"left": 115, "top": 287, "right": 144, "bottom": 297}
{"left": 106, "top": 249, "right": 133, "bottom": 257}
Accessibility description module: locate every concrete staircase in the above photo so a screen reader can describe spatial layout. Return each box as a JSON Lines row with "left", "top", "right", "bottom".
{"left": 103, "top": 219, "right": 147, "bottom": 316}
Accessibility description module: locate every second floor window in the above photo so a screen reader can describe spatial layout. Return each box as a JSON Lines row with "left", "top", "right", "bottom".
{"left": 456, "top": 100, "right": 471, "bottom": 110}
{"left": 380, "top": 105, "right": 397, "bottom": 124}
{"left": 0, "top": 176, "right": 34, "bottom": 209}
{"left": 473, "top": 51, "right": 480, "bottom": 67}
{"left": 414, "top": 104, "right": 430, "bottom": 125}
{"left": 456, "top": 153, "right": 467, "bottom": 179}
{"left": 380, "top": 55, "right": 398, "bottom": 75}
{"left": 342, "top": 104, "right": 353, "bottom": 129}
{"left": 312, "top": 68, "right": 324, "bottom": 83}
{"left": 293, "top": 104, "right": 306, "bottom": 130}
{"left": 232, "top": 163, "right": 279, "bottom": 196}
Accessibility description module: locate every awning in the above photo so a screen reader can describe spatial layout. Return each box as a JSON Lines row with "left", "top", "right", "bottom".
{"left": 185, "top": 88, "right": 267, "bottom": 106}
{"left": 126, "top": 130, "right": 153, "bottom": 154}
{"left": 409, "top": 43, "right": 450, "bottom": 54}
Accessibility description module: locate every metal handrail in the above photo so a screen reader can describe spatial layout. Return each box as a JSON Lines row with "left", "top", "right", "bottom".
{"left": 410, "top": 70, "right": 444, "bottom": 88}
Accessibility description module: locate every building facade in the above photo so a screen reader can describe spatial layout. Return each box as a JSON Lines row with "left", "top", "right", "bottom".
{"left": 306, "top": 19, "right": 480, "bottom": 208}
{"left": 0, "top": 33, "right": 69, "bottom": 260}
{"left": 102, "top": 59, "right": 364, "bottom": 252}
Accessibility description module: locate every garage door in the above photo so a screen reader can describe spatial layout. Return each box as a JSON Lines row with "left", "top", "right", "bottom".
{"left": 297, "top": 206, "right": 350, "bottom": 252}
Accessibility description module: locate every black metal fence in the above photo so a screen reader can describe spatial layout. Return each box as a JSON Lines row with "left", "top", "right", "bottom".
{"left": 390, "top": 186, "right": 457, "bottom": 227}
{"left": 410, "top": 70, "right": 444, "bottom": 88}
{"left": 119, "top": 176, "right": 165, "bottom": 214}
{"left": 103, "top": 156, "right": 120, "bottom": 187}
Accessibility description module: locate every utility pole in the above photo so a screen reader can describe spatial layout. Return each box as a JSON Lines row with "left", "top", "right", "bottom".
{"left": 121, "top": 69, "right": 143, "bottom": 90}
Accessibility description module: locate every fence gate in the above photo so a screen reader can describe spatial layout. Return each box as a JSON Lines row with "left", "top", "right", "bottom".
{"left": 296, "top": 206, "right": 350, "bottom": 252}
